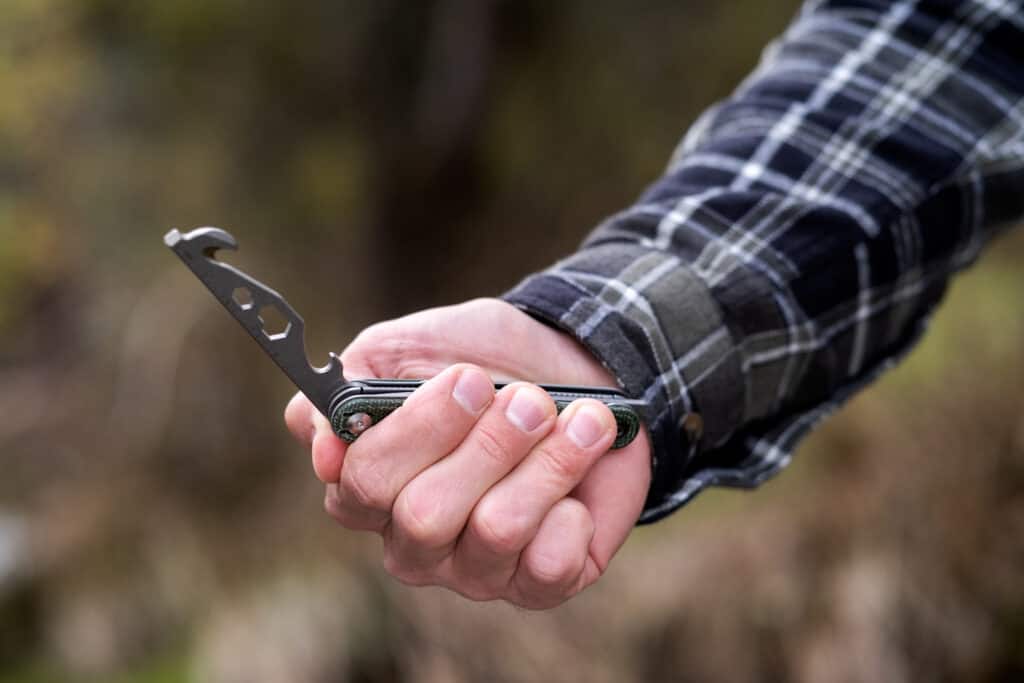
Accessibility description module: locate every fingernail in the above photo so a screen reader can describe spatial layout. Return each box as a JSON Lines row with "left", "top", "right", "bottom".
{"left": 453, "top": 368, "right": 493, "bottom": 415}
{"left": 567, "top": 405, "right": 607, "bottom": 448}
{"left": 506, "top": 388, "right": 548, "bottom": 433}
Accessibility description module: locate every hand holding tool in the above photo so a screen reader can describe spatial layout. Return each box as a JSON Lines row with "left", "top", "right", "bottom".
{"left": 164, "top": 227, "right": 645, "bottom": 448}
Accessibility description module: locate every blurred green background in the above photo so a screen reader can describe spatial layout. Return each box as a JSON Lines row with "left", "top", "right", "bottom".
{"left": 1, "top": 1, "right": 1023, "bottom": 681}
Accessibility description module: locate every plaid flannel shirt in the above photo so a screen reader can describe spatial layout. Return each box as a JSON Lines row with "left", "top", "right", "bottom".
{"left": 503, "top": 0, "right": 1024, "bottom": 523}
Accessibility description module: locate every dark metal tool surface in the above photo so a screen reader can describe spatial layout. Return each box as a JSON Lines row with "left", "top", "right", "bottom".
{"left": 165, "top": 227, "right": 645, "bottom": 449}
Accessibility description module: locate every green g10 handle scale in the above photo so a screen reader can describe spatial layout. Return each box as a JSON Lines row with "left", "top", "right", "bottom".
{"left": 330, "top": 380, "right": 643, "bottom": 449}
{"left": 165, "top": 227, "right": 646, "bottom": 449}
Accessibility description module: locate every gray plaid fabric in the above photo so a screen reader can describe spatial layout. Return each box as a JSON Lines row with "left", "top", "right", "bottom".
{"left": 502, "top": 0, "right": 1024, "bottom": 523}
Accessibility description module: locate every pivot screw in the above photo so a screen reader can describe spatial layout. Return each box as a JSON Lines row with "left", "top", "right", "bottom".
{"left": 345, "top": 412, "right": 374, "bottom": 435}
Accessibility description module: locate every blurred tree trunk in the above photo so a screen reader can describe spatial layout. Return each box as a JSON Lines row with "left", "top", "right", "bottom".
{"left": 360, "top": 0, "right": 502, "bottom": 316}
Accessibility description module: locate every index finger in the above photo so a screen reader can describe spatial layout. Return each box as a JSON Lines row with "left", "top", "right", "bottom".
{"left": 285, "top": 392, "right": 320, "bottom": 446}
{"left": 285, "top": 391, "right": 348, "bottom": 483}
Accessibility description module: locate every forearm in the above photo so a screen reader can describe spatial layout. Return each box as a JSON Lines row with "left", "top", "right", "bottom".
{"left": 504, "top": 0, "right": 1024, "bottom": 521}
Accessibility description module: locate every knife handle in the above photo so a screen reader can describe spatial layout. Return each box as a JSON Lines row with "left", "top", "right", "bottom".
{"left": 329, "top": 381, "right": 644, "bottom": 450}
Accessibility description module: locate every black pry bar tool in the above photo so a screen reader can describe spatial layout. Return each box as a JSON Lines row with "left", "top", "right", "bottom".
{"left": 165, "top": 227, "right": 645, "bottom": 449}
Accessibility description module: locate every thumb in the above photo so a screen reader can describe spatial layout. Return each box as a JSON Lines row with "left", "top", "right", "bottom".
{"left": 339, "top": 298, "right": 619, "bottom": 386}
{"left": 339, "top": 317, "right": 452, "bottom": 382}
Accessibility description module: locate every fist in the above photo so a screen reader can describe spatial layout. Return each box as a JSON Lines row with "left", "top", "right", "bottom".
{"left": 285, "top": 298, "right": 650, "bottom": 609}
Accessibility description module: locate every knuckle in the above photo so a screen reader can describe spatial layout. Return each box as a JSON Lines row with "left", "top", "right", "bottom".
{"left": 323, "top": 490, "right": 381, "bottom": 532}
{"left": 392, "top": 497, "right": 448, "bottom": 551}
{"left": 538, "top": 444, "right": 588, "bottom": 482}
{"left": 525, "top": 550, "right": 580, "bottom": 588}
{"left": 338, "top": 458, "right": 392, "bottom": 513}
{"left": 472, "top": 423, "right": 517, "bottom": 468}
{"left": 340, "top": 325, "right": 384, "bottom": 369}
{"left": 470, "top": 504, "right": 528, "bottom": 556}
{"left": 344, "top": 323, "right": 432, "bottom": 379}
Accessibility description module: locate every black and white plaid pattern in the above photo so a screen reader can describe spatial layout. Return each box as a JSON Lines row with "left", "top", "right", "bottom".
{"left": 504, "top": 0, "right": 1024, "bottom": 523}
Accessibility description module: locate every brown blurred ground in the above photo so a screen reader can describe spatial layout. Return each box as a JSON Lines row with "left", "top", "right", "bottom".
{"left": 1, "top": 1, "right": 1022, "bottom": 681}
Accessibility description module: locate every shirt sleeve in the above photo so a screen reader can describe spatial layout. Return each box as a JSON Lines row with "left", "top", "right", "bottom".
{"left": 501, "top": 0, "right": 1024, "bottom": 523}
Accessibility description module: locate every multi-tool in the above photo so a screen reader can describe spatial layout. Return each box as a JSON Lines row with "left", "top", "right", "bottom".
{"left": 164, "top": 227, "right": 644, "bottom": 449}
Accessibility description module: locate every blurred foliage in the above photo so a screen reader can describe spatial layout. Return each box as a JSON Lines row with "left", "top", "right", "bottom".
{"left": 1, "top": 0, "right": 1022, "bottom": 681}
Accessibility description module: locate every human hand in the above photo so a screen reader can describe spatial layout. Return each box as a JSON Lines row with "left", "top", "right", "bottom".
{"left": 284, "top": 298, "right": 651, "bottom": 609}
